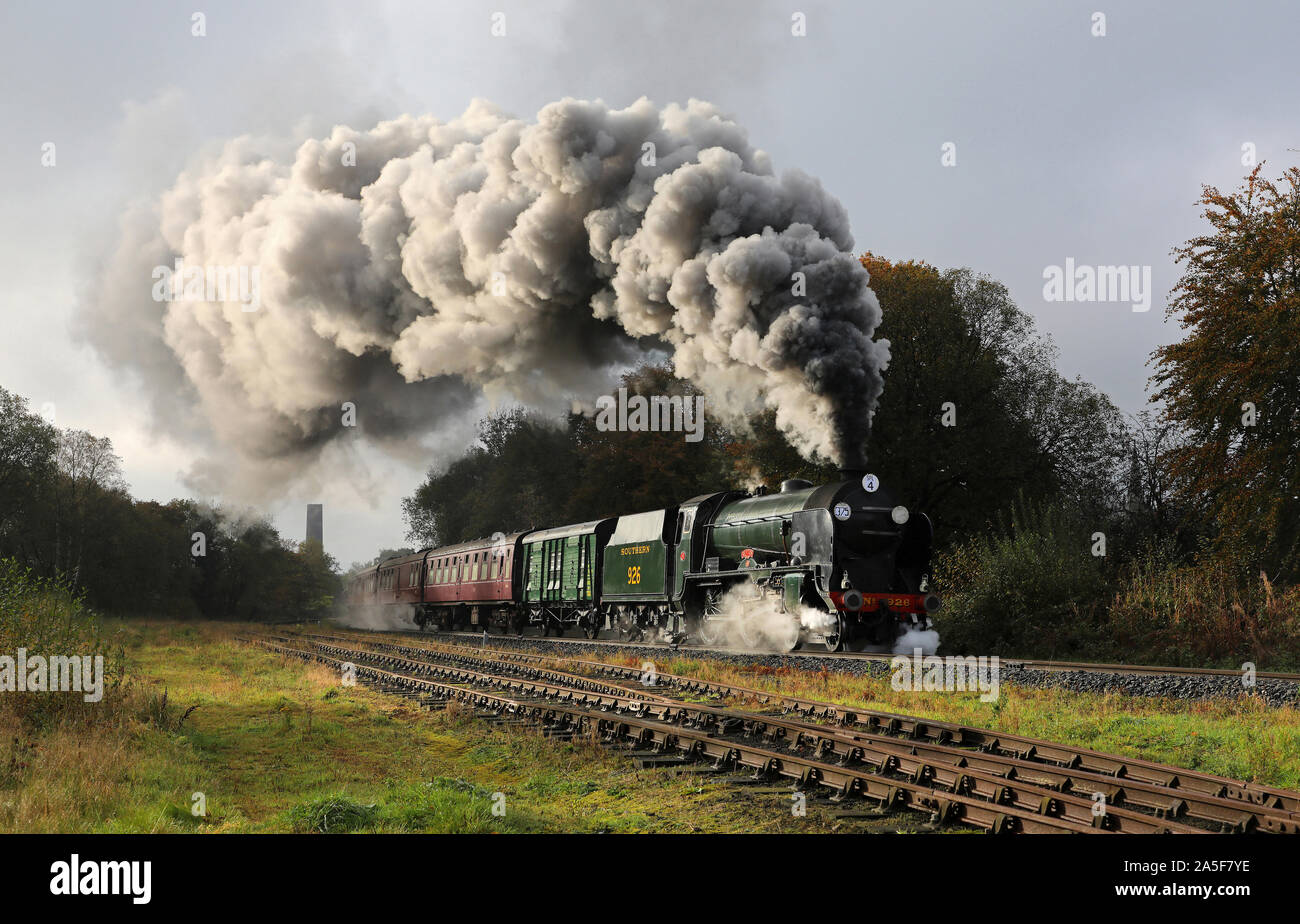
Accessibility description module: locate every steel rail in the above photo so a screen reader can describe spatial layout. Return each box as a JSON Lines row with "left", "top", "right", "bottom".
{"left": 289, "top": 633, "right": 1300, "bottom": 833}
{"left": 403, "top": 628, "right": 1300, "bottom": 682}
{"left": 289, "top": 637, "right": 1221, "bottom": 833}
{"left": 292, "top": 629, "right": 1300, "bottom": 819}
{"left": 243, "top": 635, "right": 1110, "bottom": 834}
{"left": 258, "top": 634, "right": 1300, "bottom": 833}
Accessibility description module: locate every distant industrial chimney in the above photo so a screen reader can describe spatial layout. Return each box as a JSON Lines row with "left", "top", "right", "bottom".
{"left": 306, "top": 504, "right": 323, "bottom": 547}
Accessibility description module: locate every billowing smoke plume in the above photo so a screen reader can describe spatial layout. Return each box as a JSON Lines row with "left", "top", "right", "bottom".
{"left": 81, "top": 97, "right": 889, "bottom": 492}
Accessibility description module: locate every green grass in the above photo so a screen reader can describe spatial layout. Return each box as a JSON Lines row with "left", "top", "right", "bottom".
{"left": 0, "top": 622, "right": 880, "bottom": 833}
{"left": 6, "top": 619, "right": 1296, "bottom": 833}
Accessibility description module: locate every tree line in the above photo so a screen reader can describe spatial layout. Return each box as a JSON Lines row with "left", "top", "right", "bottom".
{"left": 0, "top": 390, "right": 339, "bottom": 622}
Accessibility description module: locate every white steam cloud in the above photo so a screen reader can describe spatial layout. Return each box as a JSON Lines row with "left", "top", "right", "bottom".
{"left": 893, "top": 628, "right": 940, "bottom": 657}
{"left": 330, "top": 602, "right": 419, "bottom": 633}
{"left": 80, "top": 97, "right": 890, "bottom": 495}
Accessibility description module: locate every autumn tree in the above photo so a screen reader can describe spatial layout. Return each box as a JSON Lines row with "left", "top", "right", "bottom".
{"left": 1150, "top": 166, "right": 1300, "bottom": 580}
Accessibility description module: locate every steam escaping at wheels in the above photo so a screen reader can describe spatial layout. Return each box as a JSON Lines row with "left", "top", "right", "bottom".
{"left": 690, "top": 582, "right": 880, "bottom": 653}
{"left": 694, "top": 582, "right": 803, "bottom": 652}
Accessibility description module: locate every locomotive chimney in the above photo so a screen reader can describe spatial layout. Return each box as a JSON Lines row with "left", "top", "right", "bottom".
{"left": 839, "top": 446, "right": 868, "bottom": 482}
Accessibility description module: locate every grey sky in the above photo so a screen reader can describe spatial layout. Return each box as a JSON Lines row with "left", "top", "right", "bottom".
{"left": 1, "top": 0, "right": 1296, "bottom": 570}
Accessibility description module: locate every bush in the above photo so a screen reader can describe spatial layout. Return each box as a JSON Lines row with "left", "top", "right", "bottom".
{"left": 932, "top": 500, "right": 1110, "bottom": 656}
{"left": 1104, "top": 558, "right": 1300, "bottom": 669}
{"left": 0, "top": 559, "right": 125, "bottom": 727}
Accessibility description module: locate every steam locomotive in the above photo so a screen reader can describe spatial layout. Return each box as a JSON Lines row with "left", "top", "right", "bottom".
{"left": 342, "top": 471, "right": 939, "bottom": 651}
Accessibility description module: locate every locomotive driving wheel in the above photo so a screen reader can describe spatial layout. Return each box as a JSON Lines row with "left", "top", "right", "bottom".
{"left": 822, "top": 612, "right": 847, "bottom": 652}
{"left": 691, "top": 588, "right": 725, "bottom": 646}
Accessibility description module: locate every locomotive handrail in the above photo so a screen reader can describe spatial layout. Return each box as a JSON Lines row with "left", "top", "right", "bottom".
{"left": 704, "top": 513, "right": 790, "bottom": 528}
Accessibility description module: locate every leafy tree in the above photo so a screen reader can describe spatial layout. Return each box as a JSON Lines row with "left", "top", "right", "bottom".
{"left": 0, "top": 388, "right": 58, "bottom": 559}
{"left": 565, "top": 365, "right": 732, "bottom": 518}
{"left": 0, "top": 385, "right": 341, "bottom": 622}
{"left": 859, "top": 256, "right": 1127, "bottom": 543}
{"left": 49, "top": 429, "right": 127, "bottom": 586}
{"left": 1150, "top": 165, "right": 1300, "bottom": 581}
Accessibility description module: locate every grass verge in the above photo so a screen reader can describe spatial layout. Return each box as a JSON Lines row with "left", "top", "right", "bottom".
{"left": 1, "top": 621, "right": 888, "bottom": 833}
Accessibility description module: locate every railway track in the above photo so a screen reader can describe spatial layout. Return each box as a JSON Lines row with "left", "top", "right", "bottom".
{"left": 243, "top": 629, "right": 1300, "bottom": 835}
{"left": 319, "top": 625, "right": 1300, "bottom": 707}
{"left": 394, "top": 626, "right": 1300, "bottom": 682}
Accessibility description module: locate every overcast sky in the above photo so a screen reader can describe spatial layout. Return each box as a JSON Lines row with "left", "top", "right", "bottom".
{"left": 2, "top": 0, "right": 1297, "bottom": 570}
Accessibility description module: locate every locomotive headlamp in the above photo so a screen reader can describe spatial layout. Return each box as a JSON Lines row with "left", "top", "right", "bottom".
{"left": 891, "top": 505, "right": 910, "bottom": 525}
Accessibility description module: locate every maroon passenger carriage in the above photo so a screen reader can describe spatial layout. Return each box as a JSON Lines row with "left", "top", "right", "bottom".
{"left": 343, "top": 532, "right": 528, "bottom": 631}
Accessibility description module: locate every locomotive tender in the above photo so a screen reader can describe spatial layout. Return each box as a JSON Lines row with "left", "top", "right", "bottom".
{"left": 343, "top": 472, "right": 939, "bottom": 651}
